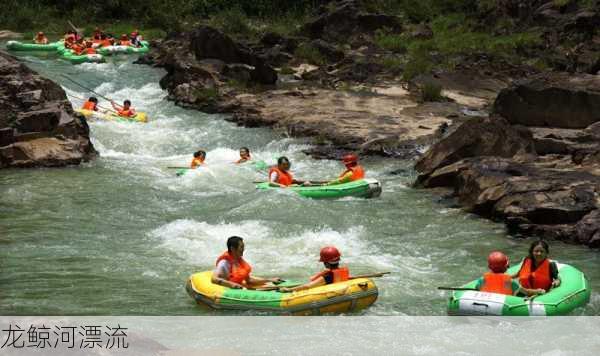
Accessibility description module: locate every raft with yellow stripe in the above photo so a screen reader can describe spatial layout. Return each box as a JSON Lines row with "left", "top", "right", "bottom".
{"left": 186, "top": 271, "right": 378, "bottom": 315}
{"left": 75, "top": 108, "right": 148, "bottom": 123}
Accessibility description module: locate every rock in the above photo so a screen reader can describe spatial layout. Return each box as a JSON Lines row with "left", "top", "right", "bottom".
{"left": 310, "top": 39, "right": 344, "bottom": 62}
{"left": 223, "top": 64, "right": 253, "bottom": 84}
{"left": 409, "top": 24, "right": 433, "bottom": 40}
{"left": 494, "top": 72, "right": 600, "bottom": 128}
{"left": 0, "top": 51, "right": 96, "bottom": 169}
{"left": 0, "top": 30, "right": 23, "bottom": 39}
{"left": 263, "top": 45, "right": 293, "bottom": 67}
{"left": 260, "top": 32, "right": 284, "bottom": 47}
{"left": 415, "top": 116, "right": 536, "bottom": 179}
{"left": 576, "top": 210, "right": 600, "bottom": 247}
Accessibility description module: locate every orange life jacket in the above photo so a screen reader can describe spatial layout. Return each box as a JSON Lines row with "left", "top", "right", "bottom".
{"left": 117, "top": 108, "right": 135, "bottom": 117}
{"left": 82, "top": 101, "right": 97, "bottom": 111}
{"left": 85, "top": 47, "right": 96, "bottom": 55}
{"left": 190, "top": 157, "right": 205, "bottom": 169}
{"left": 215, "top": 251, "right": 252, "bottom": 285}
{"left": 310, "top": 267, "right": 350, "bottom": 283}
{"left": 71, "top": 44, "right": 84, "bottom": 55}
{"left": 339, "top": 165, "right": 365, "bottom": 182}
{"left": 480, "top": 272, "right": 513, "bottom": 295}
{"left": 120, "top": 40, "right": 131, "bottom": 46}
{"left": 268, "top": 167, "right": 293, "bottom": 186}
{"left": 101, "top": 39, "right": 112, "bottom": 47}
{"left": 518, "top": 258, "right": 552, "bottom": 291}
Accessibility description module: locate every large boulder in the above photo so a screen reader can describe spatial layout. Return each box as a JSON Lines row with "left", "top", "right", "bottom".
{"left": 0, "top": 51, "right": 96, "bottom": 168}
{"left": 494, "top": 72, "right": 600, "bottom": 128}
{"left": 415, "top": 116, "right": 535, "bottom": 179}
{"left": 576, "top": 210, "right": 600, "bottom": 247}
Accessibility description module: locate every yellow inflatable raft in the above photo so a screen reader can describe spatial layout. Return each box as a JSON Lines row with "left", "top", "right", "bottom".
{"left": 75, "top": 109, "right": 148, "bottom": 123}
{"left": 186, "top": 271, "right": 378, "bottom": 315}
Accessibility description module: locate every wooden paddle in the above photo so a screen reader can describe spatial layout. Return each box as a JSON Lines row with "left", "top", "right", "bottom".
{"left": 254, "top": 272, "right": 390, "bottom": 291}
{"left": 350, "top": 271, "right": 390, "bottom": 279}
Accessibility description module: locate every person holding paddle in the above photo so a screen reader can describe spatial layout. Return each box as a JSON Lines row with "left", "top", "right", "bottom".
{"left": 279, "top": 246, "right": 350, "bottom": 292}
{"left": 212, "top": 236, "right": 282, "bottom": 289}
{"left": 268, "top": 156, "right": 311, "bottom": 187}
{"left": 326, "top": 153, "right": 365, "bottom": 185}
{"left": 474, "top": 251, "right": 545, "bottom": 296}
{"left": 111, "top": 99, "right": 136, "bottom": 118}
{"left": 81, "top": 97, "right": 98, "bottom": 111}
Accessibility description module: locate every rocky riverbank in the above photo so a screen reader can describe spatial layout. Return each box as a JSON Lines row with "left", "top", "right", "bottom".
{"left": 0, "top": 51, "right": 96, "bottom": 168}
{"left": 415, "top": 73, "right": 600, "bottom": 248}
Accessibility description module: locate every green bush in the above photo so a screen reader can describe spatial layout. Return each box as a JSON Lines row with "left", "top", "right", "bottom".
{"left": 294, "top": 43, "right": 326, "bottom": 65}
{"left": 421, "top": 82, "right": 443, "bottom": 102}
{"left": 379, "top": 56, "right": 404, "bottom": 74}
{"left": 374, "top": 30, "right": 408, "bottom": 53}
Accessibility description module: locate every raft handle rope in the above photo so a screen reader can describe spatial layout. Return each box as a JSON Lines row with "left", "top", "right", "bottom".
{"left": 202, "top": 285, "right": 353, "bottom": 304}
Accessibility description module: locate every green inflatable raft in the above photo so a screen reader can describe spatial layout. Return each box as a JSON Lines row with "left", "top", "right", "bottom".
{"left": 6, "top": 40, "right": 61, "bottom": 51}
{"left": 96, "top": 41, "right": 150, "bottom": 56}
{"left": 256, "top": 178, "right": 382, "bottom": 199}
{"left": 447, "top": 261, "right": 590, "bottom": 316}
{"left": 56, "top": 44, "right": 104, "bottom": 64}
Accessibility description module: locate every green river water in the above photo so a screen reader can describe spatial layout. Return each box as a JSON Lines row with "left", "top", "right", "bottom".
{"left": 1, "top": 51, "right": 600, "bottom": 316}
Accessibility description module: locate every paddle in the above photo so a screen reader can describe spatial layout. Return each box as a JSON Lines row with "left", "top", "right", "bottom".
{"left": 167, "top": 166, "right": 191, "bottom": 169}
{"left": 67, "top": 20, "right": 83, "bottom": 39}
{"left": 350, "top": 271, "right": 390, "bottom": 279}
{"left": 437, "top": 287, "right": 478, "bottom": 291}
{"left": 61, "top": 74, "right": 115, "bottom": 103}
{"left": 66, "top": 93, "right": 118, "bottom": 114}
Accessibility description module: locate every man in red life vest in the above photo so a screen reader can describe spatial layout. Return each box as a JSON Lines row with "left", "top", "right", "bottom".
{"left": 279, "top": 246, "right": 350, "bottom": 292}
{"left": 268, "top": 156, "right": 310, "bottom": 187}
{"left": 111, "top": 100, "right": 136, "bottom": 118}
{"left": 212, "top": 236, "right": 282, "bottom": 289}
{"left": 326, "top": 153, "right": 365, "bottom": 185}
{"left": 475, "top": 251, "right": 544, "bottom": 296}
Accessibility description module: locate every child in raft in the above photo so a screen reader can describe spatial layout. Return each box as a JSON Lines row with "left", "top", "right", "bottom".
{"left": 81, "top": 97, "right": 98, "bottom": 111}
{"left": 111, "top": 100, "right": 136, "bottom": 118}
{"left": 475, "top": 251, "right": 545, "bottom": 296}
{"left": 33, "top": 32, "right": 48, "bottom": 44}
{"left": 279, "top": 246, "right": 350, "bottom": 292}
{"left": 190, "top": 150, "right": 206, "bottom": 169}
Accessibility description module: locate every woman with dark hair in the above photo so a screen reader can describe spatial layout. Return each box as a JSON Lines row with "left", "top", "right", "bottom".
{"left": 513, "top": 240, "right": 561, "bottom": 292}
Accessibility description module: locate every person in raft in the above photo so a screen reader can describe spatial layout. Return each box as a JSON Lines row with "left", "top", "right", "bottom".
{"left": 268, "top": 156, "right": 310, "bottom": 187}
{"left": 119, "top": 34, "right": 132, "bottom": 46}
{"left": 111, "top": 100, "right": 136, "bottom": 117}
{"left": 190, "top": 150, "right": 206, "bottom": 169}
{"left": 512, "top": 240, "right": 561, "bottom": 292}
{"left": 33, "top": 32, "right": 48, "bottom": 44}
{"left": 81, "top": 97, "right": 98, "bottom": 111}
{"left": 130, "top": 30, "right": 143, "bottom": 47}
{"left": 235, "top": 147, "right": 251, "bottom": 164}
{"left": 212, "top": 236, "right": 282, "bottom": 289}
{"left": 279, "top": 246, "right": 349, "bottom": 292}
{"left": 475, "top": 251, "right": 545, "bottom": 296}
{"left": 326, "top": 153, "right": 365, "bottom": 185}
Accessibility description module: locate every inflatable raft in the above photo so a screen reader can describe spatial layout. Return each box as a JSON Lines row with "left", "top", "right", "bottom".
{"left": 76, "top": 109, "right": 148, "bottom": 123}
{"left": 256, "top": 178, "right": 382, "bottom": 199}
{"left": 447, "top": 262, "right": 590, "bottom": 316}
{"left": 97, "top": 41, "right": 150, "bottom": 56}
{"left": 186, "top": 271, "right": 378, "bottom": 315}
{"left": 56, "top": 44, "right": 104, "bottom": 64}
{"left": 6, "top": 40, "right": 61, "bottom": 51}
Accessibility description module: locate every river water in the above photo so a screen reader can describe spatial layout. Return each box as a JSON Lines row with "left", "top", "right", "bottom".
{"left": 1, "top": 52, "right": 599, "bottom": 316}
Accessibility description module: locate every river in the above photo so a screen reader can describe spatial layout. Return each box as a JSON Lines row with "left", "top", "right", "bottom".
{"left": 1, "top": 51, "right": 599, "bottom": 316}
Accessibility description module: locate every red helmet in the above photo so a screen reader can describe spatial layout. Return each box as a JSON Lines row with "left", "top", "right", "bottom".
{"left": 342, "top": 154, "right": 358, "bottom": 165}
{"left": 319, "top": 246, "right": 341, "bottom": 263}
{"left": 488, "top": 251, "right": 509, "bottom": 273}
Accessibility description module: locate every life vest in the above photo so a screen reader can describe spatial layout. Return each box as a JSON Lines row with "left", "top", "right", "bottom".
{"left": 82, "top": 101, "right": 97, "bottom": 111}
{"left": 101, "top": 39, "right": 113, "bottom": 47}
{"left": 71, "top": 44, "right": 84, "bottom": 55}
{"left": 215, "top": 251, "right": 252, "bottom": 285}
{"left": 85, "top": 47, "right": 96, "bottom": 55}
{"left": 339, "top": 165, "right": 365, "bottom": 182}
{"left": 120, "top": 40, "right": 131, "bottom": 46}
{"left": 518, "top": 258, "right": 552, "bottom": 291}
{"left": 480, "top": 272, "right": 513, "bottom": 295}
{"left": 117, "top": 108, "right": 135, "bottom": 117}
{"left": 268, "top": 167, "right": 293, "bottom": 186}
{"left": 310, "top": 267, "right": 350, "bottom": 284}
{"left": 190, "top": 157, "right": 204, "bottom": 169}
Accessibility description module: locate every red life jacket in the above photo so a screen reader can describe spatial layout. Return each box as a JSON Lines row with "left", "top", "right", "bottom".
{"left": 480, "top": 272, "right": 513, "bottom": 295}
{"left": 215, "top": 251, "right": 252, "bottom": 285}
{"left": 120, "top": 40, "right": 131, "bottom": 46}
{"left": 518, "top": 258, "right": 552, "bottom": 291}
{"left": 117, "top": 108, "right": 135, "bottom": 117}
{"left": 82, "top": 101, "right": 97, "bottom": 111}
{"left": 85, "top": 47, "right": 96, "bottom": 55}
{"left": 269, "top": 167, "right": 293, "bottom": 186}
{"left": 339, "top": 165, "right": 365, "bottom": 182}
{"left": 310, "top": 267, "right": 350, "bottom": 284}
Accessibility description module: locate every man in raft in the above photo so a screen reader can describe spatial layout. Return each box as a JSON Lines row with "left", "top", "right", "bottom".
{"left": 81, "top": 97, "right": 98, "bottom": 111}
{"left": 111, "top": 100, "right": 136, "bottom": 118}
{"left": 33, "top": 32, "right": 48, "bottom": 44}
{"left": 235, "top": 147, "right": 251, "bottom": 164}
{"left": 190, "top": 150, "right": 206, "bottom": 169}
{"left": 475, "top": 251, "right": 545, "bottom": 296}
{"left": 212, "top": 236, "right": 282, "bottom": 289}
{"left": 268, "top": 156, "right": 310, "bottom": 187}
{"left": 119, "top": 34, "right": 132, "bottom": 46}
{"left": 326, "top": 153, "right": 365, "bottom": 185}
{"left": 279, "top": 246, "right": 349, "bottom": 292}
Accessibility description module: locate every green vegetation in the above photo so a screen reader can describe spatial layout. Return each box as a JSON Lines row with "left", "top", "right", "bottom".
{"left": 193, "top": 87, "right": 219, "bottom": 103}
{"left": 294, "top": 43, "right": 326, "bottom": 65}
{"left": 420, "top": 82, "right": 444, "bottom": 102}
{"left": 279, "top": 66, "right": 295, "bottom": 75}
{"left": 378, "top": 56, "right": 404, "bottom": 74}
